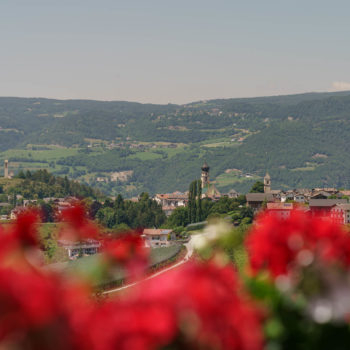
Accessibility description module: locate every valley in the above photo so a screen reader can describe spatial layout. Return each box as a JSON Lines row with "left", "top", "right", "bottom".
{"left": 1, "top": 91, "right": 350, "bottom": 196}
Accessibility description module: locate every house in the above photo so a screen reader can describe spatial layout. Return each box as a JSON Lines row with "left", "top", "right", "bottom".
{"left": 266, "top": 202, "right": 295, "bottom": 219}
{"left": 339, "top": 190, "right": 350, "bottom": 198}
{"left": 330, "top": 204, "right": 350, "bottom": 224}
{"left": 154, "top": 191, "right": 188, "bottom": 216}
{"left": 246, "top": 193, "right": 274, "bottom": 211}
{"left": 288, "top": 189, "right": 312, "bottom": 202}
{"left": 312, "top": 188, "right": 338, "bottom": 195}
{"left": 162, "top": 205, "right": 177, "bottom": 217}
{"left": 58, "top": 239, "right": 101, "bottom": 259}
{"left": 226, "top": 189, "right": 239, "bottom": 199}
{"left": 310, "top": 191, "right": 333, "bottom": 200}
{"left": 154, "top": 191, "right": 188, "bottom": 207}
{"left": 309, "top": 199, "right": 348, "bottom": 217}
{"left": 142, "top": 229, "right": 176, "bottom": 248}
{"left": 10, "top": 207, "right": 27, "bottom": 220}
{"left": 280, "top": 190, "right": 294, "bottom": 202}
{"left": 280, "top": 190, "right": 306, "bottom": 203}
{"left": 96, "top": 177, "right": 109, "bottom": 183}
{"left": 294, "top": 194, "right": 306, "bottom": 203}
{"left": 23, "top": 199, "right": 38, "bottom": 207}
{"left": 269, "top": 190, "right": 282, "bottom": 199}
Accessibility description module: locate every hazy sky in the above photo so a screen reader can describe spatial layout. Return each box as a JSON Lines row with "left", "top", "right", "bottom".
{"left": 1, "top": 0, "right": 350, "bottom": 104}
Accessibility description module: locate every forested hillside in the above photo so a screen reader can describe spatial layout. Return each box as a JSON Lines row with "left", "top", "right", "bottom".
{"left": 1, "top": 91, "right": 350, "bottom": 195}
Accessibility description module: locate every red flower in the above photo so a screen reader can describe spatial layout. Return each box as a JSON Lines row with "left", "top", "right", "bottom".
{"left": 0, "top": 268, "right": 58, "bottom": 341}
{"left": 103, "top": 233, "right": 149, "bottom": 280}
{"left": 86, "top": 261, "right": 264, "bottom": 350}
{"left": 59, "top": 203, "right": 99, "bottom": 241}
{"left": 103, "top": 233, "right": 147, "bottom": 264}
{"left": 246, "top": 210, "right": 350, "bottom": 279}
{"left": 11, "top": 209, "right": 40, "bottom": 248}
{"left": 0, "top": 266, "right": 94, "bottom": 349}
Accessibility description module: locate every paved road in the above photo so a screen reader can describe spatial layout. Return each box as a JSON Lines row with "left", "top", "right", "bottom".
{"left": 103, "top": 234, "right": 204, "bottom": 295}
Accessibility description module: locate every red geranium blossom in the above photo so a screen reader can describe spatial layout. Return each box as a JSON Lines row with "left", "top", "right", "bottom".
{"left": 0, "top": 205, "right": 264, "bottom": 350}
{"left": 86, "top": 261, "right": 264, "bottom": 350}
{"left": 245, "top": 210, "right": 350, "bottom": 279}
{"left": 11, "top": 209, "right": 40, "bottom": 248}
{"left": 103, "top": 233, "right": 149, "bottom": 279}
{"left": 59, "top": 204, "right": 99, "bottom": 241}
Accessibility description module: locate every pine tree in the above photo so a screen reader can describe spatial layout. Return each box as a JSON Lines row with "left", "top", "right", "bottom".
{"left": 188, "top": 179, "right": 202, "bottom": 223}
{"left": 196, "top": 179, "right": 202, "bottom": 222}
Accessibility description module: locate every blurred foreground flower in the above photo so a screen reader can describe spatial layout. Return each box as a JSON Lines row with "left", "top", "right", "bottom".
{"left": 0, "top": 204, "right": 264, "bottom": 349}
{"left": 246, "top": 210, "right": 350, "bottom": 279}
{"left": 103, "top": 232, "right": 149, "bottom": 281}
{"left": 246, "top": 210, "right": 350, "bottom": 324}
{"left": 87, "top": 260, "right": 264, "bottom": 350}
{"left": 59, "top": 203, "right": 99, "bottom": 241}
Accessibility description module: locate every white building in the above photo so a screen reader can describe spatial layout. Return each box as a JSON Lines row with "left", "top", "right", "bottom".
{"left": 58, "top": 239, "right": 101, "bottom": 259}
{"left": 142, "top": 229, "right": 176, "bottom": 248}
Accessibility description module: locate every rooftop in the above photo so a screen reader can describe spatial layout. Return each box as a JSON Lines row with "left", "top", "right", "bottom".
{"left": 143, "top": 229, "right": 173, "bottom": 236}
{"left": 155, "top": 192, "right": 188, "bottom": 200}
{"left": 246, "top": 193, "right": 274, "bottom": 202}
{"left": 309, "top": 199, "right": 348, "bottom": 207}
{"left": 333, "top": 203, "right": 350, "bottom": 211}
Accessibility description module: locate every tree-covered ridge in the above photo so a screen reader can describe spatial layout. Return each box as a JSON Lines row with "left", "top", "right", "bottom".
{"left": 2, "top": 91, "right": 350, "bottom": 194}
{"left": 7, "top": 169, "right": 102, "bottom": 199}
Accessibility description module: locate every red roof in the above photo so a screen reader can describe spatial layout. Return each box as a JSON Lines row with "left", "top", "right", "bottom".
{"left": 267, "top": 203, "right": 294, "bottom": 210}
{"left": 156, "top": 192, "right": 188, "bottom": 200}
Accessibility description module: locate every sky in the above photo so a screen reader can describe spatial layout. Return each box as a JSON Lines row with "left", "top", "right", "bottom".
{"left": 0, "top": 0, "right": 350, "bottom": 104}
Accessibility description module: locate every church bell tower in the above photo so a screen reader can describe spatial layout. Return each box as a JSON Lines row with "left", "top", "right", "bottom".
{"left": 264, "top": 172, "right": 271, "bottom": 193}
{"left": 201, "top": 162, "right": 210, "bottom": 188}
{"left": 4, "top": 160, "right": 8, "bottom": 179}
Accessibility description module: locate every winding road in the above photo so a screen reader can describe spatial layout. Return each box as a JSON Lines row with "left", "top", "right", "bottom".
{"left": 103, "top": 233, "right": 203, "bottom": 295}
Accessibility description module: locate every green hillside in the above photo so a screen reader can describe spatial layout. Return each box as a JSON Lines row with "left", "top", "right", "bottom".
{"left": 1, "top": 91, "right": 350, "bottom": 195}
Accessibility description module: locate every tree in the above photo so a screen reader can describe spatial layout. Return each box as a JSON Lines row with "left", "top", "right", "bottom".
{"left": 89, "top": 200, "right": 102, "bottom": 219}
{"left": 196, "top": 180, "right": 203, "bottom": 222}
{"left": 41, "top": 202, "right": 55, "bottom": 223}
{"left": 166, "top": 206, "right": 189, "bottom": 228}
{"left": 96, "top": 207, "right": 116, "bottom": 228}
{"left": 249, "top": 181, "right": 264, "bottom": 193}
{"left": 188, "top": 180, "right": 202, "bottom": 224}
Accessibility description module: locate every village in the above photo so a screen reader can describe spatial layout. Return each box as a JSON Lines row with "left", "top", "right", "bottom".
{"left": 153, "top": 163, "right": 350, "bottom": 225}
{"left": 2, "top": 159, "right": 350, "bottom": 260}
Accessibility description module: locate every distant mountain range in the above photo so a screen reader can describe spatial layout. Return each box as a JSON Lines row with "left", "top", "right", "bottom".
{"left": 1, "top": 90, "right": 350, "bottom": 196}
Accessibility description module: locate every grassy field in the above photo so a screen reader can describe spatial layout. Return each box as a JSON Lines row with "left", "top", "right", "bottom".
{"left": 215, "top": 172, "right": 260, "bottom": 187}
{"left": 149, "top": 245, "right": 182, "bottom": 265}
{"left": 128, "top": 151, "right": 163, "bottom": 161}
{"left": 0, "top": 146, "right": 80, "bottom": 162}
{"left": 0, "top": 146, "right": 83, "bottom": 176}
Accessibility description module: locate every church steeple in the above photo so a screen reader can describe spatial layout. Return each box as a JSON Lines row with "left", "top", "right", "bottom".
{"left": 264, "top": 172, "right": 271, "bottom": 193}
{"left": 201, "top": 162, "right": 210, "bottom": 188}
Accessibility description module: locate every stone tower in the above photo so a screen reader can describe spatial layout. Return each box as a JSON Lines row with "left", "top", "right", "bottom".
{"left": 201, "top": 162, "right": 210, "bottom": 188}
{"left": 264, "top": 172, "right": 271, "bottom": 193}
{"left": 4, "top": 160, "right": 8, "bottom": 179}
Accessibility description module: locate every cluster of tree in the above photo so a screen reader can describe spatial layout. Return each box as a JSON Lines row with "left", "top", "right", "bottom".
{"left": 249, "top": 181, "right": 264, "bottom": 193}
{"left": 92, "top": 193, "right": 166, "bottom": 230}
{"left": 12, "top": 169, "right": 101, "bottom": 199}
